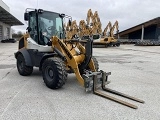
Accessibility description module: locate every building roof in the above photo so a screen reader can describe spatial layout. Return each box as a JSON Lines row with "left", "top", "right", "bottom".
{"left": 119, "top": 17, "right": 160, "bottom": 36}
{"left": 0, "top": 6, "right": 23, "bottom": 26}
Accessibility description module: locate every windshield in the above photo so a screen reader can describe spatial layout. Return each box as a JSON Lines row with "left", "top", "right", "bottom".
{"left": 38, "top": 11, "right": 64, "bottom": 39}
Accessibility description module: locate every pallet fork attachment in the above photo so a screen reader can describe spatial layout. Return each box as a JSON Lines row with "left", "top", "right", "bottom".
{"left": 84, "top": 71, "right": 144, "bottom": 109}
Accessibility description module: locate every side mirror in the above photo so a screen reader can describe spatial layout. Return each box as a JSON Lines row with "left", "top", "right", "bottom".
{"left": 26, "top": 27, "right": 32, "bottom": 32}
{"left": 69, "top": 19, "right": 72, "bottom": 26}
{"left": 24, "top": 13, "right": 29, "bottom": 21}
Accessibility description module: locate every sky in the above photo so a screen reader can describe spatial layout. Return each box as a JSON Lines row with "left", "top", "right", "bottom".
{"left": 2, "top": 0, "right": 160, "bottom": 33}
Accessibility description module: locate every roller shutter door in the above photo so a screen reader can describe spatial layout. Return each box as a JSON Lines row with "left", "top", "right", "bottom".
{"left": 6, "top": 27, "right": 10, "bottom": 39}
{"left": 0, "top": 26, "right": 2, "bottom": 40}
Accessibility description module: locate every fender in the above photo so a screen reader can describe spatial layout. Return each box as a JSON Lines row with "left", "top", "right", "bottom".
{"left": 14, "top": 48, "right": 33, "bottom": 66}
{"left": 39, "top": 53, "right": 57, "bottom": 70}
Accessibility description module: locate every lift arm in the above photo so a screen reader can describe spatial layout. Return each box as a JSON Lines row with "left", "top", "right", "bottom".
{"left": 51, "top": 36, "right": 96, "bottom": 86}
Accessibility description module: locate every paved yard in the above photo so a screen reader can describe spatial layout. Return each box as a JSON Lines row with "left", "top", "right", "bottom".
{"left": 0, "top": 42, "right": 160, "bottom": 120}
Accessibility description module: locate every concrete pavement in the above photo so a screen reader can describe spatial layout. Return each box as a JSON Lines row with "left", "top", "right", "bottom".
{"left": 0, "top": 42, "right": 160, "bottom": 120}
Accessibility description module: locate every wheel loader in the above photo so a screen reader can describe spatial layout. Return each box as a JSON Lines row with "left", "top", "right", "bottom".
{"left": 15, "top": 8, "right": 144, "bottom": 109}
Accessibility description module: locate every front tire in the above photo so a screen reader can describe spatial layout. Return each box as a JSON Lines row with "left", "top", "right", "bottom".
{"left": 42, "top": 57, "right": 67, "bottom": 89}
{"left": 17, "top": 54, "right": 33, "bottom": 76}
{"left": 92, "top": 56, "right": 99, "bottom": 71}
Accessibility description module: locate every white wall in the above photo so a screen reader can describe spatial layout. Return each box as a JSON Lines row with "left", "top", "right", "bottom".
{"left": 0, "top": 21, "right": 11, "bottom": 39}
{"left": 0, "top": 0, "right": 11, "bottom": 40}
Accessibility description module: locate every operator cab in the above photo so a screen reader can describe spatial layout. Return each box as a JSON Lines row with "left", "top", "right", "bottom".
{"left": 24, "top": 9, "right": 65, "bottom": 45}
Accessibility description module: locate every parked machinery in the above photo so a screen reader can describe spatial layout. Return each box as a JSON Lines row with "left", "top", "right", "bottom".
{"left": 64, "top": 20, "right": 79, "bottom": 39}
{"left": 65, "top": 9, "right": 120, "bottom": 47}
{"left": 102, "top": 21, "right": 112, "bottom": 37}
{"left": 99, "top": 20, "right": 120, "bottom": 47}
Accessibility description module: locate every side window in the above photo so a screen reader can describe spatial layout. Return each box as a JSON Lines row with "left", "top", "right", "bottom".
{"left": 29, "top": 13, "right": 37, "bottom": 43}
{"left": 56, "top": 18, "right": 63, "bottom": 38}
{"left": 56, "top": 18, "right": 62, "bottom": 32}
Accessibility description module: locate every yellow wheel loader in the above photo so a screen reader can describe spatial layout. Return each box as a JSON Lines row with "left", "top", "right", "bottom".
{"left": 15, "top": 9, "right": 144, "bottom": 109}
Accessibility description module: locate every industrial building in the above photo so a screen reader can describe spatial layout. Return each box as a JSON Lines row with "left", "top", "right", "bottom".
{"left": 0, "top": 0, "right": 23, "bottom": 41}
{"left": 119, "top": 17, "right": 160, "bottom": 40}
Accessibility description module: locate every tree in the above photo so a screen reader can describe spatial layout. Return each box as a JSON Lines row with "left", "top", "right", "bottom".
{"left": 17, "top": 31, "right": 23, "bottom": 36}
{"left": 12, "top": 31, "right": 23, "bottom": 38}
{"left": 11, "top": 28, "right": 15, "bottom": 34}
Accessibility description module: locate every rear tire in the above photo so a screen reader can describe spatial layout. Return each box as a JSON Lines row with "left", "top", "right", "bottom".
{"left": 42, "top": 57, "right": 67, "bottom": 89}
{"left": 17, "top": 54, "right": 33, "bottom": 76}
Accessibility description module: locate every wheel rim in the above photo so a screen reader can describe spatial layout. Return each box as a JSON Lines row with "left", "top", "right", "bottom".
{"left": 18, "top": 60, "right": 24, "bottom": 71}
{"left": 45, "top": 66, "right": 54, "bottom": 82}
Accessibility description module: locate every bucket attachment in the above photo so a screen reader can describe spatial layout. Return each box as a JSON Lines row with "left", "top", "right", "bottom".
{"left": 83, "top": 70, "right": 144, "bottom": 109}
